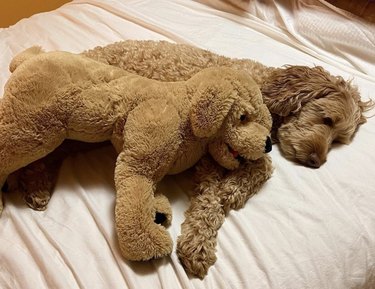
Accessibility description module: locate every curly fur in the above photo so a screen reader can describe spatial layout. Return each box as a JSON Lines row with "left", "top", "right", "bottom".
{"left": 177, "top": 155, "right": 273, "bottom": 278}
{"left": 261, "top": 65, "right": 373, "bottom": 166}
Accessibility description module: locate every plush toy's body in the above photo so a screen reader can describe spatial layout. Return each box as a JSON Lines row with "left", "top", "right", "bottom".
{"left": 1, "top": 47, "right": 272, "bottom": 276}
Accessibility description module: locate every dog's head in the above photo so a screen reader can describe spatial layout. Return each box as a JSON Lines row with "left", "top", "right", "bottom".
{"left": 262, "top": 65, "right": 373, "bottom": 168}
{"left": 190, "top": 67, "right": 272, "bottom": 170}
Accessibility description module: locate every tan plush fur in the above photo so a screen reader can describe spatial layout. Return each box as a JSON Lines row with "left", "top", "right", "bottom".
{"left": 1, "top": 46, "right": 273, "bottom": 278}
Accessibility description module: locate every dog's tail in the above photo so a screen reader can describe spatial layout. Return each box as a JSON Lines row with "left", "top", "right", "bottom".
{"left": 9, "top": 46, "right": 45, "bottom": 73}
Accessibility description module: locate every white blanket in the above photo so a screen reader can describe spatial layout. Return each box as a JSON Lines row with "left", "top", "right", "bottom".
{"left": 0, "top": 1, "right": 374, "bottom": 288}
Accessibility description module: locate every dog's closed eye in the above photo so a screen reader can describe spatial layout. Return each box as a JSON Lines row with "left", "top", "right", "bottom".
{"left": 323, "top": 117, "right": 334, "bottom": 127}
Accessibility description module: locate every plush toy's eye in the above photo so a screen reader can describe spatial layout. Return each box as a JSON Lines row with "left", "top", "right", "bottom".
{"left": 240, "top": 114, "right": 247, "bottom": 122}
{"left": 323, "top": 117, "right": 334, "bottom": 127}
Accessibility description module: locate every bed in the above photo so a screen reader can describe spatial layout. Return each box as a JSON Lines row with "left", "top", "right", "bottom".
{"left": 0, "top": 0, "right": 374, "bottom": 288}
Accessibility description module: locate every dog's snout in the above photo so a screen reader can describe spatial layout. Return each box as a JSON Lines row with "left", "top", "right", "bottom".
{"left": 307, "top": 153, "right": 321, "bottom": 168}
{"left": 265, "top": 136, "right": 272, "bottom": 153}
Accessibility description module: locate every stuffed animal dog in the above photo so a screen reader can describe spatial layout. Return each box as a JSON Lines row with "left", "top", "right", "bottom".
{"left": 1, "top": 47, "right": 273, "bottom": 277}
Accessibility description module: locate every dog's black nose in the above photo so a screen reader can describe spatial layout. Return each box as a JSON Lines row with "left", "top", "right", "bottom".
{"left": 1, "top": 181, "right": 8, "bottom": 192}
{"left": 265, "top": 136, "right": 272, "bottom": 153}
{"left": 307, "top": 153, "right": 321, "bottom": 168}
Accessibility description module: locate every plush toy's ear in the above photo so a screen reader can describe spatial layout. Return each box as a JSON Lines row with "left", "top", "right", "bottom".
{"left": 190, "top": 84, "right": 236, "bottom": 138}
{"left": 261, "top": 66, "right": 335, "bottom": 116}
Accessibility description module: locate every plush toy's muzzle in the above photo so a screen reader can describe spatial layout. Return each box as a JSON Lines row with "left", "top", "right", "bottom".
{"left": 208, "top": 127, "right": 272, "bottom": 171}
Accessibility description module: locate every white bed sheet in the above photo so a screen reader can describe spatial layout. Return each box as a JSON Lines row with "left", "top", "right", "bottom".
{"left": 0, "top": 1, "right": 374, "bottom": 288}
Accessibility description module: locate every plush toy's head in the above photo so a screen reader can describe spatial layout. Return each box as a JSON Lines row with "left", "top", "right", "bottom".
{"left": 190, "top": 68, "right": 273, "bottom": 170}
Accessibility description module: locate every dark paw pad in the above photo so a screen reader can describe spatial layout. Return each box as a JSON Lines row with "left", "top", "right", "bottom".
{"left": 154, "top": 212, "right": 167, "bottom": 224}
{"left": 24, "top": 193, "right": 50, "bottom": 211}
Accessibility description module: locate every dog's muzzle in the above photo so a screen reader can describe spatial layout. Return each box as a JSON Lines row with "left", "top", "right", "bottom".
{"left": 265, "top": 136, "right": 272, "bottom": 153}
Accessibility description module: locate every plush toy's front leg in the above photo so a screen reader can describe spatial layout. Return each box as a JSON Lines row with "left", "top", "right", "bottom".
{"left": 114, "top": 165, "right": 173, "bottom": 260}
{"left": 177, "top": 155, "right": 273, "bottom": 278}
{"left": 113, "top": 98, "right": 181, "bottom": 261}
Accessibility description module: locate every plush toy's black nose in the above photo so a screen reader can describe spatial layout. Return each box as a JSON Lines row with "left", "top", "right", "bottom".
{"left": 154, "top": 212, "right": 167, "bottom": 224}
{"left": 265, "top": 136, "right": 272, "bottom": 153}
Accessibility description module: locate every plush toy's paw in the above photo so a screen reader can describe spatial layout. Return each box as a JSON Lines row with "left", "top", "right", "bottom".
{"left": 154, "top": 194, "right": 172, "bottom": 226}
{"left": 24, "top": 190, "right": 51, "bottom": 211}
{"left": 118, "top": 222, "right": 173, "bottom": 261}
{"left": 177, "top": 233, "right": 217, "bottom": 279}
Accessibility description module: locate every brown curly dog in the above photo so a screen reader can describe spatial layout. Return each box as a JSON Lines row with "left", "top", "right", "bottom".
{"left": 82, "top": 40, "right": 372, "bottom": 168}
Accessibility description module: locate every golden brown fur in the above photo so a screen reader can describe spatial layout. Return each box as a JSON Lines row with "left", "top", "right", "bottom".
{"left": 1, "top": 47, "right": 273, "bottom": 278}
{"left": 262, "top": 65, "right": 372, "bottom": 167}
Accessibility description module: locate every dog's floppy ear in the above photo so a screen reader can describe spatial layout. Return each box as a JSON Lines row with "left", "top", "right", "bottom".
{"left": 190, "top": 84, "right": 236, "bottom": 138}
{"left": 261, "top": 66, "right": 336, "bottom": 116}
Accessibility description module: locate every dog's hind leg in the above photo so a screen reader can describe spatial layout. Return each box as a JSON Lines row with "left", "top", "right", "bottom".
{"left": 5, "top": 160, "right": 58, "bottom": 211}
{"left": 8, "top": 140, "right": 109, "bottom": 211}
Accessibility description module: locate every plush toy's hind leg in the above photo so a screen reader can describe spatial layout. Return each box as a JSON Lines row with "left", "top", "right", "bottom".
{"left": 0, "top": 111, "right": 67, "bottom": 214}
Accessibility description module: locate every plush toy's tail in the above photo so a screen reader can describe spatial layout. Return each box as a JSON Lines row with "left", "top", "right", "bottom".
{"left": 9, "top": 46, "right": 45, "bottom": 73}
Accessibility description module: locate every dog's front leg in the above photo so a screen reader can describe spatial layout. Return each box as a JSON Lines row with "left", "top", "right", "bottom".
{"left": 113, "top": 98, "right": 181, "bottom": 261}
{"left": 177, "top": 155, "right": 273, "bottom": 278}
{"left": 177, "top": 156, "right": 225, "bottom": 278}
{"left": 218, "top": 155, "right": 273, "bottom": 213}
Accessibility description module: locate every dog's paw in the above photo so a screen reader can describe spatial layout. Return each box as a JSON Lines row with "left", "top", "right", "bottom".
{"left": 24, "top": 190, "right": 51, "bottom": 211}
{"left": 176, "top": 233, "right": 217, "bottom": 279}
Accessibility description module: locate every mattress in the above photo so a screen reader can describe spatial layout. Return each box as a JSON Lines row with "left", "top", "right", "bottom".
{"left": 0, "top": 0, "right": 374, "bottom": 288}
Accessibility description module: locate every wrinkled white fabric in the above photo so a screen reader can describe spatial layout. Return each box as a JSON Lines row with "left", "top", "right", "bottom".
{"left": 0, "top": 1, "right": 374, "bottom": 288}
